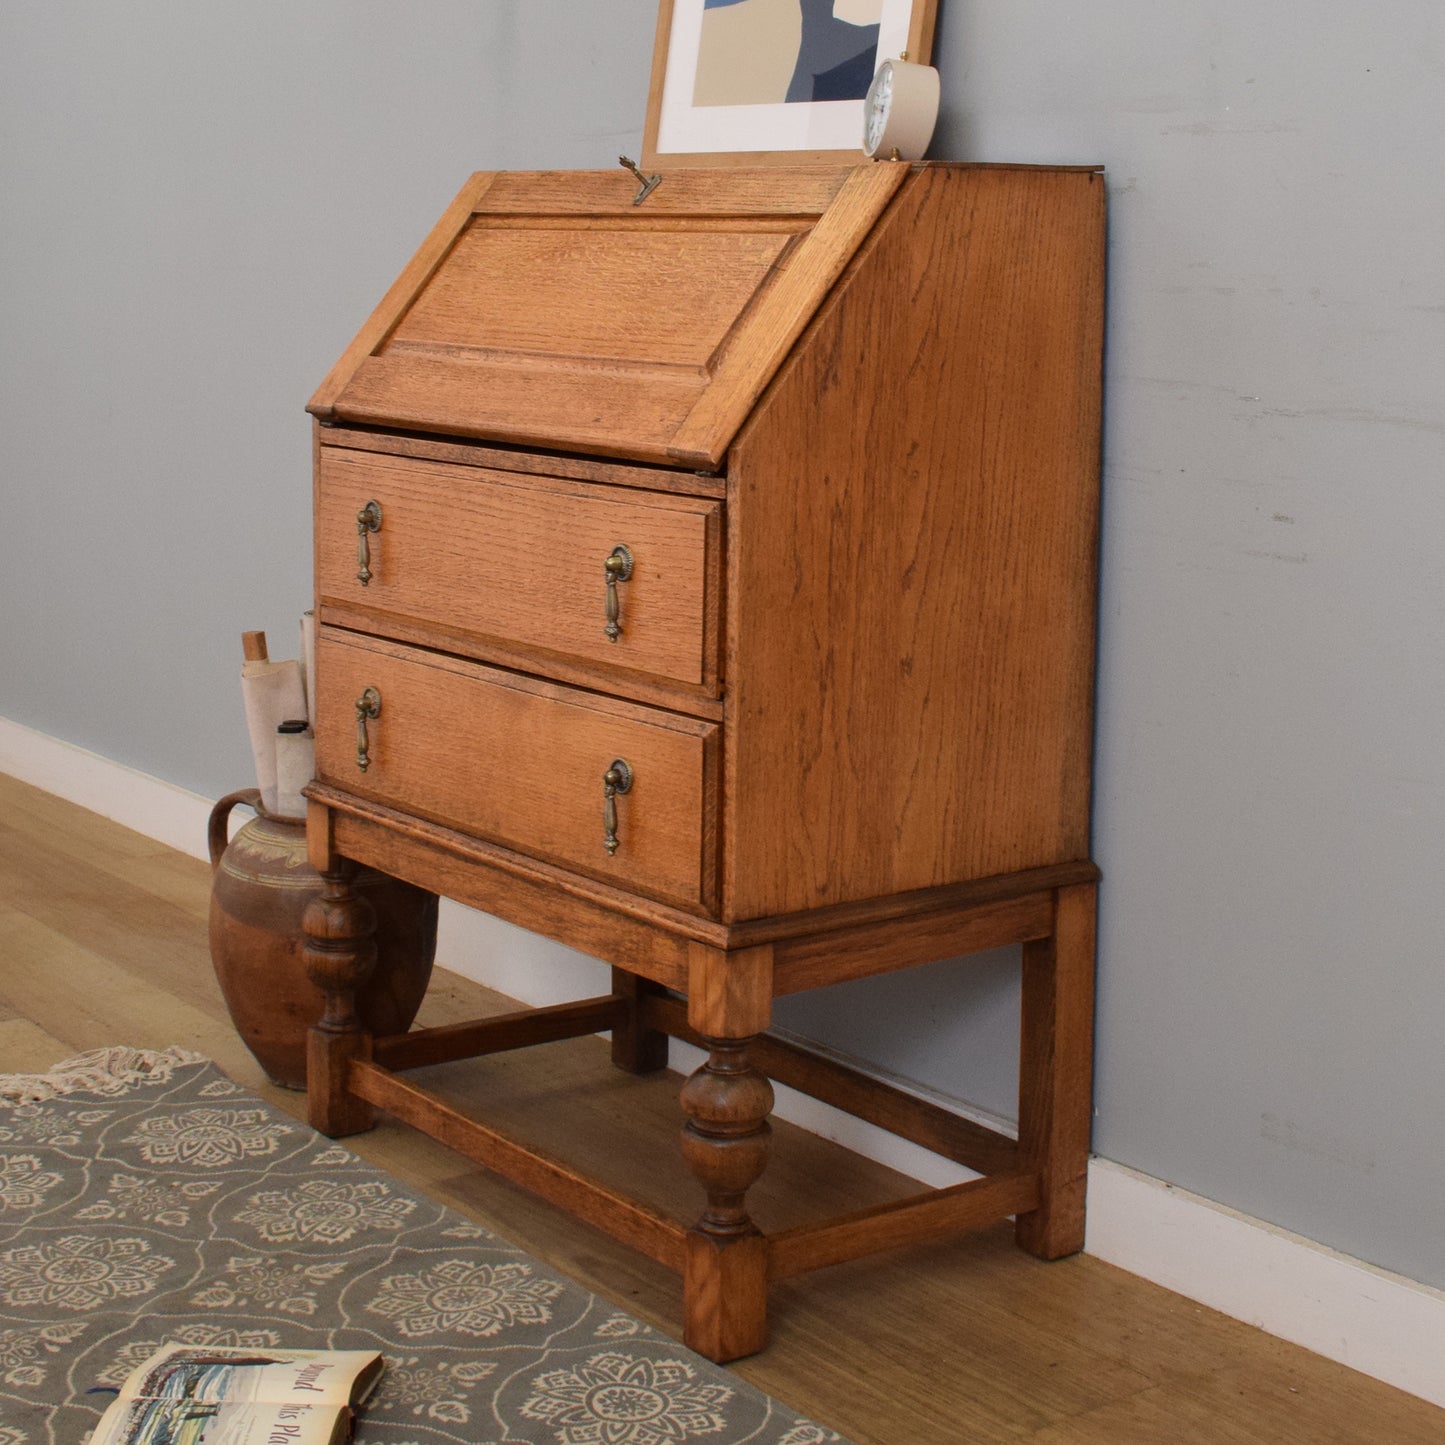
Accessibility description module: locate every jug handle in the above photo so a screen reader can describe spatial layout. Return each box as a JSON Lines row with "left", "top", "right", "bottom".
{"left": 208, "top": 789, "right": 263, "bottom": 870}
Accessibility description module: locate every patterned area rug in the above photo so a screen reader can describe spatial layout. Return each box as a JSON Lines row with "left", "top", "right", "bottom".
{"left": 0, "top": 1047, "right": 849, "bottom": 1445}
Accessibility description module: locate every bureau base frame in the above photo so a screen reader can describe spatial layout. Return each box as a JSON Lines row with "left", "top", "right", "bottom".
{"left": 300, "top": 801, "right": 1098, "bottom": 1363}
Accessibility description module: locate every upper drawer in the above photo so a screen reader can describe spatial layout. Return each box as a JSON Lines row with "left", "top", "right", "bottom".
{"left": 314, "top": 630, "right": 718, "bottom": 913}
{"left": 307, "top": 164, "right": 907, "bottom": 467}
{"left": 316, "top": 447, "right": 722, "bottom": 691}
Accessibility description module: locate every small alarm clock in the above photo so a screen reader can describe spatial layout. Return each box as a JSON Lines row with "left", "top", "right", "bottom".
{"left": 862, "top": 58, "right": 941, "bottom": 161}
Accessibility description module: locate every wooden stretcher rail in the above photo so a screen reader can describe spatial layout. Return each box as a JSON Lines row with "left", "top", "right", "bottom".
{"left": 346, "top": 1058, "right": 689, "bottom": 1272}
{"left": 373, "top": 995, "right": 627, "bottom": 1072}
{"left": 768, "top": 1171, "right": 1042, "bottom": 1280}
{"left": 641, "top": 994, "right": 1021, "bottom": 1178}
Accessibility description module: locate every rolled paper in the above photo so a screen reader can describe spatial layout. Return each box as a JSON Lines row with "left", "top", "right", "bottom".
{"left": 274, "top": 720, "right": 316, "bottom": 820}
{"left": 300, "top": 611, "right": 317, "bottom": 727}
{"left": 241, "top": 655, "right": 307, "bottom": 814}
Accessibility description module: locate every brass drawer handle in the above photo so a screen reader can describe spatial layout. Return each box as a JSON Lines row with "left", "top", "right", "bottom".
{"left": 354, "top": 687, "right": 381, "bottom": 771}
{"left": 603, "top": 759, "right": 633, "bottom": 855}
{"left": 603, "top": 545, "right": 633, "bottom": 642}
{"left": 356, "top": 500, "right": 382, "bottom": 586}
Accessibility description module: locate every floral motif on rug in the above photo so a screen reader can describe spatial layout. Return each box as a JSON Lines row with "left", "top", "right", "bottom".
{"left": 0, "top": 1047, "right": 851, "bottom": 1445}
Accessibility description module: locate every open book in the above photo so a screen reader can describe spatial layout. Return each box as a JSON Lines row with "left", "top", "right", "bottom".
{"left": 91, "top": 1344, "right": 384, "bottom": 1445}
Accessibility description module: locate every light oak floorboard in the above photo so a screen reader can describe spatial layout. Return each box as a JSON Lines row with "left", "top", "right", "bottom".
{"left": 0, "top": 772, "right": 1439, "bottom": 1443}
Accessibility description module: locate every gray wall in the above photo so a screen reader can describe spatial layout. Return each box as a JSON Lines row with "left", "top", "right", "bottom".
{"left": 4, "top": 3, "right": 1443, "bottom": 1290}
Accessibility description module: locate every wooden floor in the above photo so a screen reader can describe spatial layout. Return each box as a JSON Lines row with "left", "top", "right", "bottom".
{"left": 1, "top": 771, "right": 1439, "bottom": 1444}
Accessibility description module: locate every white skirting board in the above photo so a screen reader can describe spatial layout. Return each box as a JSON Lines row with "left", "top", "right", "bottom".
{"left": 4, "top": 712, "right": 1442, "bottom": 1410}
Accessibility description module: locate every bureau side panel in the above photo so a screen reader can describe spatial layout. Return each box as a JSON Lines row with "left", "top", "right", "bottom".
{"left": 723, "top": 166, "right": 1106, "bottom": 920}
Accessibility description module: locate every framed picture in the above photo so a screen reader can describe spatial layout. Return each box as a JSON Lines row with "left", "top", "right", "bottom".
{"left": 642, "top": 0, "right": 939, "bottom": 167}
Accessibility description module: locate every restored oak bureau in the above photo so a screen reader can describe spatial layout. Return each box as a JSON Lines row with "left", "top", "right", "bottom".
{"left": 302, "top": 161, "right": 1105, "bottom": 1361}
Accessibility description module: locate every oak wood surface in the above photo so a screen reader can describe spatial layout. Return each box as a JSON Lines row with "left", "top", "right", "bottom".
{"left": 473, "top": 166, "right": 857, "bottom": 216}
{"left": 320, "top": 165, "right": 905, "bottom": 468}
{"left": 642, "top": 991, "right": 1022, "bottom": 1179}
{"left": 317, "top": 424, "right": 726, "bottom": 498}
{"left": 313, "top": 793, "right": 696, "bottom": 990}
{"left": 1016, "top": 882, "right": 1098, "bottom": 1259}
{"left": 723, "top": 164, "right": 1105, "bottom": 918}
{"left": 308, "top": 792, "right": 1102, "bottom": 973}
{"left": 768, "top": 1172, "right": 1040, "bottom": 1280}
{"left": 3, "top": 775, "right": 1442, "bottom": 1442}
{"left": 348, "top": 1057, "right": 689, "bottom": 1272}
{"left": 313, "top": 629, "right": 719, "bottom": 911}
{"left": 389, "top": 220, "right": 802, "bottom": 370}
{"left": 316, "top": 446, "right": 723, "bottom": 692}
{"left": 371, "top": 994, "right": 626, "bottom": 1072}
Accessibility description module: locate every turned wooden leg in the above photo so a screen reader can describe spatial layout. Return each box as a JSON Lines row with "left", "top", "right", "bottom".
{"left": 679, "top": 1037, "right": 773, "bottom": 1361}
{"left": 1015, "top": 881, "right": 1097, "bottom": 1259}
{"left": 609, "top": 967, "right": 670, "bottom": 1074}
{"left": 679, "top": 943, "right": 774, "bottom": 1361}
{"left": 302, "top": 861, "right": 378, "bottom": 1137}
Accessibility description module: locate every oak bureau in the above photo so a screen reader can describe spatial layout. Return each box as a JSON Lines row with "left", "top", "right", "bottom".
{"left": 301, "top": 160, "right": 1105, "bottom": 1360}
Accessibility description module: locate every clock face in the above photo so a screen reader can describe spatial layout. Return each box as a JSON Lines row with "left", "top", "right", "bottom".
{"left": 863, "top": 62, "right": 894, "bottom": 156}
{"left": 861, "top": 58, "right": 939, "bottom": 161}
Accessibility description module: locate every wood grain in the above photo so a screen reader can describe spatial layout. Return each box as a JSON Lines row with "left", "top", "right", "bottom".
{"left": 1016, "top": 882, "right": 1098, "bottom": 1259}
{"left": 667, "top": 161, "right": 906, "bottom": 464}
{"left": 316, "top": 446, "right": 723, "bottom": 691}
{"left": 313, "top": 630, "right": 719, "bottom": 911}
{"left": 769, "top": 1172, "right": 1040, "bottom": 1279}
{"left": 372, "top": 994, "right": 626, "bottom": 1072}
{"left": 475, "top": 166, "right": 856, "bottom": 216}
{"left": 642, "top": 991, "right": 1022, "bottom": 1178}
{"left": 348, "top": 1058, "right": 688, "bottom": 1272}
{"left": 686, "top": 941, "right": 773, "bottom": 1037}
{"left": 316, "top": 424, "right": 726, "bottom": 498}
{"left": 323, "top": 165, "right": 908, "bottom": 468}
{"left": 723, "top": 164, "right": 1106, "bottom": 919}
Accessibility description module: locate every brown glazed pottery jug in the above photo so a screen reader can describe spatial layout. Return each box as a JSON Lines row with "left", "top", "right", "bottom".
{"left": 208, "top": 789, "right": 438, "bottom": 1088}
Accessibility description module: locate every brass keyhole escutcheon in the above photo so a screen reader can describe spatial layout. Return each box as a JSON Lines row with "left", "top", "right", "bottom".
{"left": 356, "top": 500, "right": 382, "bottom": 586}
{"left": 604, "top": 545, "right": 634, "bottom": 643}
{"left": 602, "top": 758, "right": 633, "bottom": 856}
{"left": 354, "top": 687, "right": 382, "bottom": 771}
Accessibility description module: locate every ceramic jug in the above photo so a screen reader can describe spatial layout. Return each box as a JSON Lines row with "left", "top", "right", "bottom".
{"left": 207, "top": 789, "right": 438, "bottom": 1088}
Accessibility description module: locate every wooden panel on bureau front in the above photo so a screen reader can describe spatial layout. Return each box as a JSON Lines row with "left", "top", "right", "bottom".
{"left": 316, "top": 163, "right": 905, "bottom": 467}
{"left": 316, "top": 446, "right": 722, "bottom": 691}
{"left": 386, "top": 221, "right": 801, "bottom": 373}
{"left": 314, "top": 630, "right": 719, "bottom": 912}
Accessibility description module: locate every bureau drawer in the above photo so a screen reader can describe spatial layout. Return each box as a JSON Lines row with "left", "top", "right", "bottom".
{"left": 314, "top": 630, "right": 719, "bottom": 912}
{"left": 316, "top": 447, "right": 722, "bottom": 691}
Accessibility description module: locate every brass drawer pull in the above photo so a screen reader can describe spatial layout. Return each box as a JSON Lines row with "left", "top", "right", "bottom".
{"left": 603, "top": 545, "right": 633, "bottom": 642}
{"left": 354, "top": 687, "right": 382, "bottom": 771}
{"left": 602, "top": 758, "right": 633, "bottom": 855}
{"left": 356, "top": 500, "right": 382, "bottom": 586}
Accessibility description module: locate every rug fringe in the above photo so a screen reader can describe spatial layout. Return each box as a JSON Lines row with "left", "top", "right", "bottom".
{"left": 0, "top": 1045, "right": 209, "bottom": 1104}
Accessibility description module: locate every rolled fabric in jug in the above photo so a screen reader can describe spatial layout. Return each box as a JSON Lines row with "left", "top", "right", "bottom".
{"left": 240, "top": 632, "right": 307, "bottom": 815}
{"left": 274, "top": 719, "right": 316, "bottom": 820}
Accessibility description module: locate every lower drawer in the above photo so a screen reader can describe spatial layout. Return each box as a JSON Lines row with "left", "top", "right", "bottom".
{"left": 314, "top": 630, "right": 719, "bottom": 912}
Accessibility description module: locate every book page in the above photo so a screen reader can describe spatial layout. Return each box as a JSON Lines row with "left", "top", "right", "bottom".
{"left": 91, "top": 1397, "right": 347, "bottom": 1445}
{"left": 113, "top": 1345, "right": 383, "bottom": 1408}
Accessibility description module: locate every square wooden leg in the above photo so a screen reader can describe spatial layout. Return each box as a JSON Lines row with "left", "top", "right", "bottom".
{"left": 609, "top": 967, "right": 670, "bottom": 1074}
{"left": 1015, "top": 881, "right": 1097, "bottom": 1258}
{"left": 683, "top": 1230, "right": 769, "bottom": 1362}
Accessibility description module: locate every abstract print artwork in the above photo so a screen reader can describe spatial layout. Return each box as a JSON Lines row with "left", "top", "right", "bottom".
{"left": 645, "top": 0, "right": 935, "bottom": 163}
{"left": 693, "top": 0, "right": 881, "bottom": 107}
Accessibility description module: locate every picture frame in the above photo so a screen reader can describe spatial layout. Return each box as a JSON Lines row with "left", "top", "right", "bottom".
{"left": 642, "top": 0, "right": 939, "bottom": 168}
